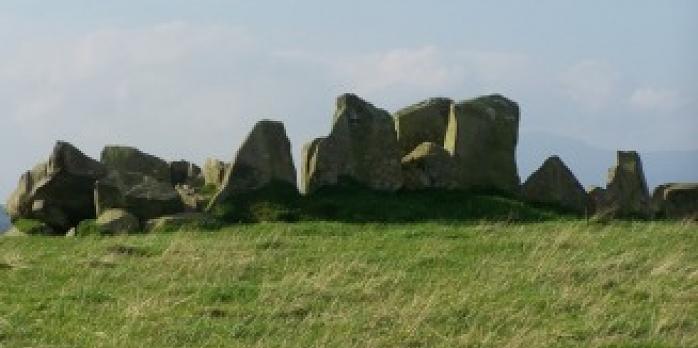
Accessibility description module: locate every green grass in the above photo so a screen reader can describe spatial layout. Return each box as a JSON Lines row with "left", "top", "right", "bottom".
{"left": 212, "top": 181, "right": 566, "bottom": 223}
{"left": 1, "top": 220, "right": 696, "bottom": 347}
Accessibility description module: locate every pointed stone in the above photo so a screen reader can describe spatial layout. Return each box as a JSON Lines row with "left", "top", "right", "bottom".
{"left": 522, "top": 156, "right": 587, "bottom": 214}
{"left": 207, "top": 120, "right": 297, "bottom": 209}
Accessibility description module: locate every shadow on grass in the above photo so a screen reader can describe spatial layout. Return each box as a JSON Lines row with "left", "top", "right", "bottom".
{"left": 211, "top": 180, "right": 577, "bottom": 224}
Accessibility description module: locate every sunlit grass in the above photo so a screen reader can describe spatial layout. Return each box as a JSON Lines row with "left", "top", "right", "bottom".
{"left": 1, "top": 220, "right": 696, "bottom": 347}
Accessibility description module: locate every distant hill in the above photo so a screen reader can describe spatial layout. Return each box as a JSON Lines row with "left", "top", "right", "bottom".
{"left": 518, "top": 131, "right": 698, "bottom": 190}
{"left": 0, "top": 205, "right": 10, "bottom": 233}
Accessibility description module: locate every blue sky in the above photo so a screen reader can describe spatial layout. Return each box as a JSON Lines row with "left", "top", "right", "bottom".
{"left": 1, "top": 1, "right": 696, "bottom": 199}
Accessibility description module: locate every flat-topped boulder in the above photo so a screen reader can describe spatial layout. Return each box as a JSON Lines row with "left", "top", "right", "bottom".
{"left": 401, "top": 142, "right": 457, "bottom": 190}
{"left": 207, "top": 120, "right": 297, "bottom": 209}
{"left": 302, "top": 93, "right": 403, "bottom": 193}
{"left": 444, "top": 94, "right": 520, "bottom": 194}
{"left": 6, "top": 141, "right": 107, "bottom": 233}
{"left": 652, "top": 183, "right": 698, "bottom": 220}
{"left": 394, "top": 97, "right": 452, "bottom": 156}
{"left": 101, "top": 145, "right": 171, "bottom": 183}
{"left": 599, "top": 151, "right": 651, "bottom": 218}
{"left": 522, "top": 156, "right": 587, "bottom": 214}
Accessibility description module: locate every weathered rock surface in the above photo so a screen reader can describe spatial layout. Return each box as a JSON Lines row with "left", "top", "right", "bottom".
{"left": 6, "top": 141, "right": 107, "bottom": 232}
{"left": 101, "top": 145, "right": 171, "bottom": 183}
{"left": 652, "top": 183, "right": 698, "bottom": 220}
{"left": 95, "top": 171, "right": 184, "bottom": 221}
{"left": 96, "top": 208, "right": 140, "bottom": 234}
{"left": 207, "top": 120, "right": 297, "bottom": 209}
{"left": 522, "top": 156, "right": 588, "bottom": 214}
{"left": 302, "top": 93, "right": 403, "bottom": 193}
{"left": 597, "top": 151, "right": 651, "bottom": 218}
{"left": 170, "top": 160, "right": 203, "bottom": 187}
{"left": 401, "top": 142, "right": 458, "bottom": 190}
{"left": 444, "top": 95, "right": 520, "bottom": 194}
{"left": 203, "top": 158, "right": 227, "bottom": 187}
{"left": 394, "top": 98, "right": 452, "bottom": 156}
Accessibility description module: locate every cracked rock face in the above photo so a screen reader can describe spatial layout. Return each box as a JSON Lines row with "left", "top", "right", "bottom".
{"left": 302, "top": 93, "right": 403, "bottom": 194}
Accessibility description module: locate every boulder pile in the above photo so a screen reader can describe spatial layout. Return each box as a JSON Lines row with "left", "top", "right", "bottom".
{"left": 5, "top": 93, "right": 695, "bottom": 235}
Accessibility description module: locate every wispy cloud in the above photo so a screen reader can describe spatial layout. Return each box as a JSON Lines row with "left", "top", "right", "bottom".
{"left": 628, "top": 87, "right": 684, "bottom": 111}
{"left": 559, "top": 60, "right": 620, "bottom": 110}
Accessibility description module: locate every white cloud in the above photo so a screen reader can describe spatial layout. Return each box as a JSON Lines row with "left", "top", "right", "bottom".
{"left": 628, "top": 87, "right": 682, "bottom": 111}
{"left": 559, "top": 60, "right": 620, "bottom": 110}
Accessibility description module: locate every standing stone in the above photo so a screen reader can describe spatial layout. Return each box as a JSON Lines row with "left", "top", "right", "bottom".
{"left": 101, "top": 145, "right": 171, "bottom": 183}
{"left": 522, "top": 156, "right": 588, "bottom": 214}
{"left": 203, "top": 158, "right": 227, "bottom": 187}
{"left": 596, "top": 151, "right": 651, "bottom": 219}
{"left": 301, "top": 93, "right": 403, "bottom": 194}
{"left": 444, "top": 95, "right": 520, "bottom": 194}
{"left": 394, "top": 98, "right": 452, "bottom": 156}
{"left": 6, "top": 141, "right": 107, "bottom": 233}
{"left": 207, "top": 120, "right": 297, "bottom": 209}
{"left": 170, "top": 160, "right": 203, "bottom": 187}
{"left": 652, "top": 183, "right": 698, "bottom": 220}
{"left": 401, "top": 142, "right": 458, "bottom": 190}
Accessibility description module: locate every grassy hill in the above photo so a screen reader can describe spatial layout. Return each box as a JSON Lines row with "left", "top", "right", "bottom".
{"left": 1, "top": 220, "right": 696, "bottom": 347}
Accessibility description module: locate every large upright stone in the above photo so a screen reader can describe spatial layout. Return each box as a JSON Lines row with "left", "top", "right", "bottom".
{"left": 6, "top": 141, "right": 106, "bottom": 233}
{"left": 444, "top": 95, "right": 520, "bottom": 194}
{"left": 101, "top": 145, "right": 171, "bottom": 183}
{"left": 596, "top": 151, "right": 651, "bottom": 218}
{"left": 207, "top": 120, "right": 297, "bottom": 209}
{"left": 203, "top": 158, "right": 227, "bottom": 187}
{"left": 652, "top": 183, "right": 698, "bottom": 220}
{"left": 401, "top": 142, "right": 457, "bottom": 190}
{"left": 394, "top": 98, "right": 452, "bottom": 156}
{"left": 301, "top": 93, "right": 403, "bottom": 193}
{"left": 522, "top": 156, "right": 588, "bottom": 214}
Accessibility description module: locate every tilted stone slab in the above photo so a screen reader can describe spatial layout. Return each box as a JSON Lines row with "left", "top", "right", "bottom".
{"left": 401, "top": 142, "right": 458, "bottom": 190}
